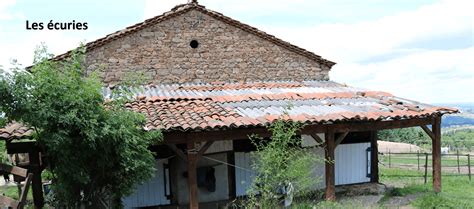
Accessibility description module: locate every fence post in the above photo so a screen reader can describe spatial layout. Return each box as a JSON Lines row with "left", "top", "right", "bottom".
{"left": 417, "top": 150, "right": 420, "bottom": 171}
{"left": 468, "top": 154, "right": 471, "bottom": 181}
{"left": 389, "top": 150, "right": 391, "bottom": 168}
{"left": 457, "top": 149, "right": 460, "bottom": 173}
{"left": 424, "top": 153, "right": 428, "bottom": 184}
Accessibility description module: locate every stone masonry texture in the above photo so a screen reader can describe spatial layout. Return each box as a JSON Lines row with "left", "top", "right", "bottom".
{"left": 84, "top": 10, "right": 331, "bottom": 85}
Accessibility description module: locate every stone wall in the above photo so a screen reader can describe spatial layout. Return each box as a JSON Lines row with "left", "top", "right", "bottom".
{"left": 85, "top": 10, "right": 331, "bottom": 85}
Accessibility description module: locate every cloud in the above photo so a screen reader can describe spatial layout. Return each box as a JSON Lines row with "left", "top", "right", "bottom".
{"left": 331, "top": 47, "right": 474, "bottom": 103}
{"left": 1, "top": 0, "right": 472, "bottom": 104}
{"left": 261, "top": 0, "right": 473, "bottom": 63}
{"left": 0, "top": 0, "right": 24, "bottom": 20}
{"left": 250, "top": 0, "right": 473, "bottom": 103}
{"left": 0, "top": 29, "right": 85, "bottom": 70}
{"left": 143, "top": 0, "right": 185, "bottom": 19}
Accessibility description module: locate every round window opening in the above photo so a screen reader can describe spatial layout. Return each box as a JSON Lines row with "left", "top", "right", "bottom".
{"left": 190, "top": 40, "right": 199, "bottom": 48}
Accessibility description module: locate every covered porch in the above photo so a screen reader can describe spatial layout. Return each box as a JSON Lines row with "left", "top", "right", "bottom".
{"left": 1, "top": 80, "right": 457, "bottom": 208}
{"left": 162, "top": 115, "right": 445, "bottom": 208}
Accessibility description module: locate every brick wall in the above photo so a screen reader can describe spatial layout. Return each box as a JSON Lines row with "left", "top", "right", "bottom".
{"left": 85, "top": 10, "right": 331, "bottom": 85}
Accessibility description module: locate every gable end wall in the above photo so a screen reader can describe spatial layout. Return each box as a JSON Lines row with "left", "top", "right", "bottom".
{"left": 85, "top": 10, "right": 330, "bottom": 84}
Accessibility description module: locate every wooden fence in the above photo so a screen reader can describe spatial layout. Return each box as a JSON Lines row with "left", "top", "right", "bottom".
{"left": 378, "top": 151, "right": 472, "bottom": 182}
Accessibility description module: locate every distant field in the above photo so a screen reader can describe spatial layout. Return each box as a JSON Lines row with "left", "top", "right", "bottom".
{"left": 379, "top": 153, "right": 473, "bottom": 168}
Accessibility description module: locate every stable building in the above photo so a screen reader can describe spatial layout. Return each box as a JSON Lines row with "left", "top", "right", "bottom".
{"left": 0, "top": 1, "right": 457, "bottom": 209}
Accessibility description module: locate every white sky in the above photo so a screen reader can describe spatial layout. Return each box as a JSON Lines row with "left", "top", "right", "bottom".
{"left": 0, "top": 0, "right": 473, "bottom": 103}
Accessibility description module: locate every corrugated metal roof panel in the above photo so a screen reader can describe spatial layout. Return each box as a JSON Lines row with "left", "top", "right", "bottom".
{"left": 1, "top": 80, "right": 459, "bottom": 138}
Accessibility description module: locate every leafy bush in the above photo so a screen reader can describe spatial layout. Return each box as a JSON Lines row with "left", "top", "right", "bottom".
{"left": 0, "top": 45, "right": 161, "bottom": 208}
{"left": 246, "top": 120, "right": 323, "bottom": 208}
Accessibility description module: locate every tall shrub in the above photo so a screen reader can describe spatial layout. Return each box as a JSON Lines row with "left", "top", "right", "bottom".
{"left": 0, "top": 45, "right": 161, "bottom": 208}
{"left": 247, "top": 120, "right": 322, "bottom": 208}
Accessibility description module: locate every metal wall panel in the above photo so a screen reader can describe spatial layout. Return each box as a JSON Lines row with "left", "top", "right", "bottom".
{"left": 234, "top": 142, "right": 371, "bottom": 195}
{"left": 335, "top": 143, "right": 371, "bottom": 185}
{"left": 234, "top": 152, "right": 256, "bottom": 197}
{"left": 123, "top": 159, "right": 170, "bottom": 208}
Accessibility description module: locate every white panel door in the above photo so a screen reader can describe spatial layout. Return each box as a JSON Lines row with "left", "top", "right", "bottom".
{"left": 335, "top": 143, "right": 371, "bottom": 185}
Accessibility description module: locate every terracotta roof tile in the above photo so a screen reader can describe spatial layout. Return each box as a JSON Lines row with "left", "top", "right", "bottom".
{"left": 0, "top": 80, "right": 459, "bottom": 139}
{"left": 119, "top": 80, "right": 458, "bottom": 132}
{"left": 0, "top": 122, "right": 34, "bottom": 140}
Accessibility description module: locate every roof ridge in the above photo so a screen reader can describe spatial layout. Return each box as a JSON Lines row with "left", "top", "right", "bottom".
{"left": 47, "top": 2, "right": 336, "bottom": 67}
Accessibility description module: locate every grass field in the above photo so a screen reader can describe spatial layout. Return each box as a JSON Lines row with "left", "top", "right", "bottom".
{"left": 380, "top": 167, "right": 474, "bottom": 208}
{"left": 294, "top": 167, "right": 474, "bottom": 208}
{"left": 1, "top": 167, "right": 472, "bottom": 208}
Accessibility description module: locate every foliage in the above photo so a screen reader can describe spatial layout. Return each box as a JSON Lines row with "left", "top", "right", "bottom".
{"left": 246, "top": 120, "right": 322, "bottom": 208}
{"left": 379, "top": 126, "right": 474, "bottom": 151}
{"left": 0, "top": 140, "right": 7, "bottom": 163}
{"left": 0, "top": 45, "right": 162, "bottom": 208}
{"left": 442, "top": 129, "right": 474, "bottom": 151}
{"left": 378, "top": 127, "right": 430, "bottom": 146}
{"left": 0, "top": 67, "right": 6, "bottom": 127}
{"left": 0, "top": 117, "right": 5, "bottom": 127}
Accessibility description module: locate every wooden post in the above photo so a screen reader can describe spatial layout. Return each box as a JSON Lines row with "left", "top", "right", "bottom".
{"left": 227, "top": 152, "right": 236, "bottom": 199}
{"left": 370, "top": 131, "right": 379, "bottom": 183}
{"left": 388, "top": 150, "right": 391, "bottom": 168}
{"left": 432, "top": 116, "right": 442, "bottom": 193}
{"left": 457, "top": 149, "right": 460, "bottom": 173}
{"left": 29, "top": 151, "right": 44, "bottom": 208}
{"left": 187, "top": 142, "right": 199, "bottom": 209}
{"left": 325, "top": 129, "right": 336, "bottom": 201}
{"left": 468, "top": 154, "right": 471, "bottom": 181}
{"left": 424, "top": 153, "right": 428, "bottom": 184}
{"left": 417, "top": 150, "right": 420, "bottom": 171}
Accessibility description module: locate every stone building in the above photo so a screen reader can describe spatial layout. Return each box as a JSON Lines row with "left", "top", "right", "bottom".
{"left": 0, "top": 1, "right": 457, "bottom": 209}
{"left": 54, "top": 2, "right": 335, "bottom": 85}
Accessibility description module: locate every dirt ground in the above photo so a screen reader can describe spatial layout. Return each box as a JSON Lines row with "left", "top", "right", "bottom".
{"left": 336, "top": 183, "right": 417, "bottom": 208}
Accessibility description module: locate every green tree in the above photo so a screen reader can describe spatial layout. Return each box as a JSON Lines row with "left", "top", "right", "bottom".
{"left": 247, "top": 120, "right": 322, "bottom": 208}
{"left": 443, "top": 129, "right": 474, "bottom": 151}
{"left": 378, "top": 127, "right": 430, "bottom": 146}
{"left": 0, "top": 45, "right": 161, "bottom": 208}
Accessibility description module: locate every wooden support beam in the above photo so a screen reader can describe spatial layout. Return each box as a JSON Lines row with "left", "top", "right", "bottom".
{"left": 187, "top": 142, "right": 199, "bottom": 209}
{"left": 310, "top": 133, "right": 325, "bottom": 145}
{"left": 310, "top": 133, "right": 326, "bottom": 147}
{"left": 325, "top": 129, "right": 336, "bottom": 201}
{"left": 18, "top": 173, "right": 33, "bottom": 208}
{"left": 420, "top": 125, "right": 435, "bottom": 140}
{"left": 0, "top": 163, "right": 28, "bottom": 177}
{"left": 6, "top": 141, "right": 40, "bottom": 154}
{"left": 164, "top": 127, "right": 271, "bottom": 144}
{"left": 324, "top": 117, "right": 434, "bottom": 133}
{"left": 432, "top": 116, "right": 442, "bottom": 193}
{"left": 370, "top": 131, "right": 379, "bottom": 183}
{"left": 167, "top": 144, "right": 187, "bottom": 161}
{"left": 335, "top": 132, "right": 349, "bottom": 147}
{"left": 197, "top": 141, "right": 214, "bottom": 158}
{"left": 163, "top": 117, "right": 433, "bottom": 144}
{"left": 28, "top": 151, "right": 44, "bottom": 208}
{"left": 227, "top": 152, "right": 236, "bottom": 199}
